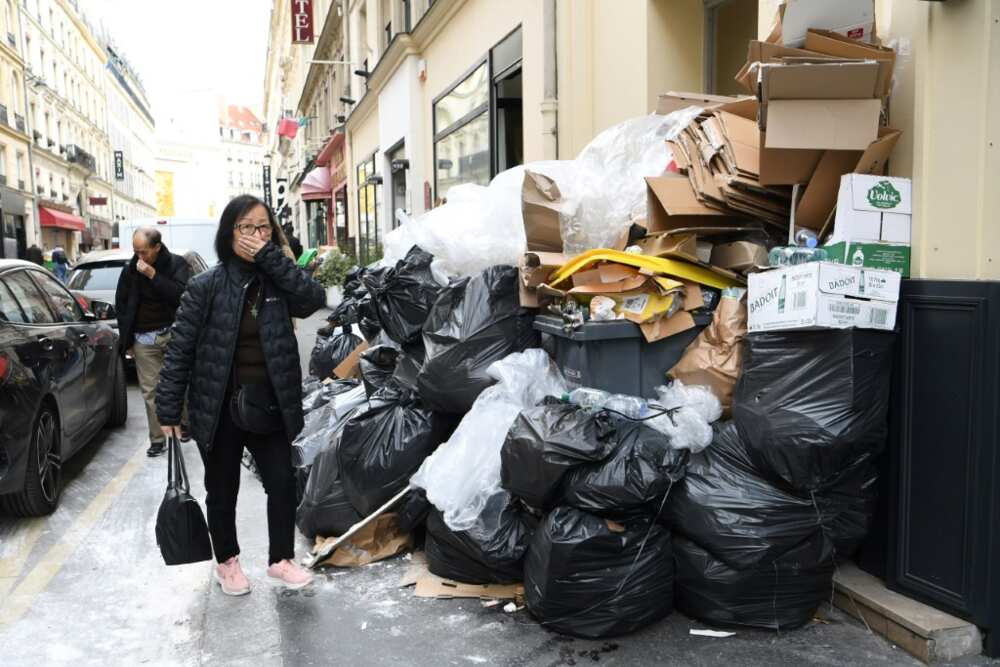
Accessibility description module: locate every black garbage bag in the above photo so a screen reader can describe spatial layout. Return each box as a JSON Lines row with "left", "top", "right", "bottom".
{"left": 327, "top": 296, "right": 359, "bottom": 327}
{"left": 359, "top": 345, "right": 401, "bottom": 397}
{"left": 417, "top": 265, "right": 539, "bottom": 414}
{"left": 733, "top": 330, "right": 894, "bottom": 492}
{"left": 296, "top": 411, "right": 364, "bottom": 539}
{"left": 309, "top": 326, "right": 362, "bottom": 380}
{"left": 820, "top": 454, "right": 879, "bottom": 560}
{"left": 559, "top": 417, "right": 688, "bottom": 519}
{"left": 524, "top": 507, "right": 674, "bottom": 638}
{"left": 337, "top": 388, "right": 457, "bottom": 516}
{"left": 355, "top": 293, "right": 382, "bottom": 342}
{"left": 501, "top": 402, "right": 617, "bottom": 509}
{"left": 343, "top": 265, "right": 364, "bottom": 290}
{"left": 303, "top": 378, "right": 360, "bottom": 414}
{"left": 424, "top": 490, "right": 535, "bottom": 585}
{"left": 673, "top": 533, "right": 835, "bottom": 631}
{"left": 396, "top": 488, "right": 432, "bottom": 536}
{"left": 362, "top": 246, "right": 441, "bottom": 345}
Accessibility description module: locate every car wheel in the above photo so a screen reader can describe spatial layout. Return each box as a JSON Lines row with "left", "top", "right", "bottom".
{"left": 1, "top": 405, "right": 62, "bottom": 517}
{"left": 107, "top": 356, "right": 128, "bottom": 428}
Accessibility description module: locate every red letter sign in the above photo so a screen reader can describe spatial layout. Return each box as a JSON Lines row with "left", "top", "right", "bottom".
{"left": 291, "top": 0, "right": 314, "bottom": 44}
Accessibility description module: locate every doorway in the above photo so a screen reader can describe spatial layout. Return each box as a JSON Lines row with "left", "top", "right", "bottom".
{"left": 704, "top": 0, "right": 758, "bottom": 95}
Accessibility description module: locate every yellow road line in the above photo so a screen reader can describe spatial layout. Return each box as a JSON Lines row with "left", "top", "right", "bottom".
{"left": 0, "top": 440, "right": 149, "bottom": 628}
{"left": 0, "top": 519, "right": 46, "bottom": 599}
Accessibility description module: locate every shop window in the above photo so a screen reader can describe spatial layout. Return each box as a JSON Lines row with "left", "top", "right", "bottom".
{"left": 356, "top": 153, "right": 382, "bottom": 264}
{"left": 388, "top": 141, "right": 407, "bottom": 227}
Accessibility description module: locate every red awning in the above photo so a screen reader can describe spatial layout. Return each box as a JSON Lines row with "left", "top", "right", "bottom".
{"left": 39, "top": 206, "right": 86, "bottom": 232}
{"left": 315, "top": 130, "right": 345, "bottom": 167}
{"left": 301, "top": 167, "right": 332, "bottom": 201}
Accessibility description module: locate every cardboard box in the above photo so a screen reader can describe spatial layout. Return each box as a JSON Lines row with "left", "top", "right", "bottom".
{"left": 518, "top": 250, "right": 570, "bottom": 308}
{"left": 644, "top": 175, "right": 738, "bottom": 233}
{"left": 804, "top": 29, "right": 896, "bottom": 99}
{"left": 656, "top": 91, "right": 741, "bottom": 115}
{"left": 711, "top": 241, "right": 768, "bottom": 273}
{"left": 766, "top": 0, "right": 876, "bottom": 48}
{"left": 824, "top": 241, "right": 911, "bottom": 277}
{"left": 826, "top": 174, "right": 911, "bottom": 276}
{"left": 521, "top": 170, "right": 564, "bottom": 252}
{"left": 747, "top": 262, "right": 900, "bottom": 332}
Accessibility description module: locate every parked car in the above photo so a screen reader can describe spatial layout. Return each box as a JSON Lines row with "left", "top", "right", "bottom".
{"left": 0, "top": 260, "right": 127, "bottom": 516}
{"left": 66, "top": 248, "right": 210, "bottom": 364}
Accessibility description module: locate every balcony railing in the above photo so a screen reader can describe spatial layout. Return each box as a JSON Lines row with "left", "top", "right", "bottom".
{"left": 0, "top": 104, "right": 8, "bottom": 127}
{"left": 66, "top": 144, "right": 97, "bottom": 172}
{"left": 7, "top": 33, "right": 15, "bottom": 48}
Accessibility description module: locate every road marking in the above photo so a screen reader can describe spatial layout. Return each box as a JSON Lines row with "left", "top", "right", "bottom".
{"left": 0, "top": 519, "right": 46, "bottom": 598}
{"left": 0, "top": 440, "right": 148, "bottom": 628}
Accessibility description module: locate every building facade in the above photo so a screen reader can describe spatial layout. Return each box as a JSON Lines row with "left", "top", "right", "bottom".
{"left": 220, "top": 103, "right": 266, "bottom": 204}
{"left": 0, "top": 0, "right": 33, "bottom": 260}
{"left": 104, "top": 44, "right": 156, "bottom": 240}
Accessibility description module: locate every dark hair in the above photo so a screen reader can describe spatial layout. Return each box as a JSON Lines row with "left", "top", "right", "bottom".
{"left": 214, "top": 194, "right": 283, "bottom": 264}
{"left": 133, "top": 226, "right": 162, "bottom": 246}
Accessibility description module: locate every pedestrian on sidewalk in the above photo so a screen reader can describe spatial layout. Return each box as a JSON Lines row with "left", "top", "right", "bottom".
{"left": 24, "top": 244, "right": 44, "bottom": 266}
{"left": 156, "top": 194, "right": 324, "bottom": 595}
{"left": 51, "top": 245, "right": 70, "bottom": 283}
{"left": 114, "top": 227, "right": 193, "bottom": 457}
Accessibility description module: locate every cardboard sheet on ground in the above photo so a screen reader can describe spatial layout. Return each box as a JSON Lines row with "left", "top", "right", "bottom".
{"left": 313, "top": 513, "right": 410, "bottom": 567}
{"left": 400, "top": 552, "right": 524, "bottom": 601}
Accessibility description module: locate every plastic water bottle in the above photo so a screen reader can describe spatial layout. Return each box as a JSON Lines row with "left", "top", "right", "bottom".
{"left": 566, "top": 388, "right": 649, "bottom": 419}
{"left": 768, "top": 246, "right": 796, "bottom": 267}
{"left": 791, "top": 236, "right": 829, "bottom": 264}
{"left": 794, "top": 228, "right": 818, "bottom": 247}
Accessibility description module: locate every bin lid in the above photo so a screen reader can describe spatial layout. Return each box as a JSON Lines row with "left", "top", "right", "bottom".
{"left": 534, "top": 312, "right": 713, "bottom": 342}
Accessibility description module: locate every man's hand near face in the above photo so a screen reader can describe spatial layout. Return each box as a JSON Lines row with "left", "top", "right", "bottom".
{"left": 137, "top": 258, "right": 156, "bottom": 279}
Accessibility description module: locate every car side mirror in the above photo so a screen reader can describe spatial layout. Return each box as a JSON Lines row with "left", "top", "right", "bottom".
{"left": 90, "top": 300, "right": 117, "bottom": 320}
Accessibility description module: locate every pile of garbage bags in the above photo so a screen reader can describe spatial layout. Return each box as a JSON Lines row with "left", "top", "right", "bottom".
{"left": 308, "top": 326, "right": 361, "bottom": 380}
{"left": 668, "top": 330, "right": 892, "bottom": 630}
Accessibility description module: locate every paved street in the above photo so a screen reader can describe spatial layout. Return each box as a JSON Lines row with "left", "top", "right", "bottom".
{"left": 0, "top": 309, "right": 993, "bottom": 667}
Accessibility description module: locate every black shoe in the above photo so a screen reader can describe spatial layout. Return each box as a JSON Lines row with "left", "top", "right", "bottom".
{"left": 147, "top": 441, "right": 166, "bottom": 457}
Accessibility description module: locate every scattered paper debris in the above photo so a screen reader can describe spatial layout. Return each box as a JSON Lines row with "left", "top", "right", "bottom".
{"left": 503, "top": 602, "right": 518, "bottom": 613}
{"left": 690, "top": 629, "right": 735, "bottom": 638}
{"left": 361, "top": 622, "right": 368, "bottom": 630}
{"left": 481, "top": 600, "right": 502, "bottom": 608}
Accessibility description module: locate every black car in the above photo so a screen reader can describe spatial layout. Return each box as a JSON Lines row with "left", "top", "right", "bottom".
{"left": 0, "top": 260, "right": 127, "bottom": 516}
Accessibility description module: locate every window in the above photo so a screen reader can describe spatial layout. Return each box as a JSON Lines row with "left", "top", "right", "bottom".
{"left": 433, "top": 62, "right": 489, "bottom": 196}
{"left": 0, "top": 278, "right": 27, "bottom": 323}
{"left": 32, "top": 271, "right": 81, "bottom": 322}
{"left": 9, "top": 73, "right": 17, "bottom": 113}
{"left": 0, "top": 145, "right": 6, "bottom": 177}
{"left": 4, "top": 270, "right": 55, "bottom": 323}
{"left": 356, "top": 152, "right": 381, "bottom": 264}
{"left": 16, "top": 150, "right": 23, "bottom": 185}
{"left": 388, "top": 141, "right": 407, "bottom": 226}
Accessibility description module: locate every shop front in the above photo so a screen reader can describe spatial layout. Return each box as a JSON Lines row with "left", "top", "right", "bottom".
{"left": 0, "top": 186, "right": 29, "bottom": 260}
{"left": 301, "top": 166, "right": 332, "bottom": 248}
{"left": 316, "top": 130, "right": 349, "bottom": 251}
{"left": 39, "top": 204, "right": 86, "bottom": 261}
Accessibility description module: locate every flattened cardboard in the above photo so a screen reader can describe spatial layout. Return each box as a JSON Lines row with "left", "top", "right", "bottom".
{"left": 711, "top": 241, "right": 769, "bottom": 272}
{"left": 759, "top": 61, "right": 880, "bottom": 102}
{"left": 639, "top": 310, "right": 696, "bottom": 344}
{"left": 682, "top": 282, "right": 706, "bottom": 310}
{"left": 314, "top": 513, "right": 410, "bottom": 567}
{"left": 520, "top": 251, "right": 570, "bottom": 287}
{"left": 571, "top": 263, "right": 640, "bottom": 288}
{"left": 414, "top": 573, "right": 524, "bottom": 601}
{"left": 717, "top": 111, "right": 761, "bottom": 177}
{"left": 735, "top": 41, "right": 827, "bottom": 94}
{"left": 333, "top": 340, "right": 369, "bottom": 379}
{"left": 764, "top": 99, "right": 881, "bottom": 150}
{"left": 804, "top": 29, "right": 895, "bottom": 99}
{"left": 644, "top": 176, "right": 738, "bottom": 233}
{"left": 636, "top": 232, "right": 701, "bottom": 263}
{"left": 522, "top": 171, "right": 564, "bottom": 252}
{"left": 568, "top": 274, "right": 649, "bottom": 295}
{"left": 657, "top": 91, "right": 741, "bottom": 115}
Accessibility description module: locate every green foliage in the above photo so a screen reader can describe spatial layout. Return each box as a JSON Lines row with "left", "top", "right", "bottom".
{"left": 314, "top": 249, "right": 356, "bottom": 288}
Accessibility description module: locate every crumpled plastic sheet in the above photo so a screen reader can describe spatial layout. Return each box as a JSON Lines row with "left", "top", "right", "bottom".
{"left": 382, "top": 108, "right": 702, "bottom": 274}
{"left": 409, "top": 349, "right": 567, "bottom": 531}
{"left": 646, "top": 380, "right": 723, "bottom": 453}
{"left": 531, "top": 108, "right": 702, "bottom": 254}
{"left": 292, "top": 384, "right": 368, "bottom": 469}
{"left": 524, "top": 506, "right": 675, "bottom": 639}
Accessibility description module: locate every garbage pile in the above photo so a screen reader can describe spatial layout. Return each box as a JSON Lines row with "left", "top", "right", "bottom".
{"left": 290, "top": 0, "right": 908, "bottom": 641}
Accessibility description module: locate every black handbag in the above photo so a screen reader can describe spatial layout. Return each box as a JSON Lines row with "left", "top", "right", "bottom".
{"left": 155, "top": 436, "right": 213, "bottom": 565}
{"left": 230, "top": 381, "right": 284, "bottom": 434}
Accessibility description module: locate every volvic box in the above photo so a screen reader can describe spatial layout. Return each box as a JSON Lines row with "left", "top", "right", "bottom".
{"left": 827, "top": 174, "right": 912, "bottom": 276}
{"left": 747, "top": 262, "right": 900, "bottom": 333}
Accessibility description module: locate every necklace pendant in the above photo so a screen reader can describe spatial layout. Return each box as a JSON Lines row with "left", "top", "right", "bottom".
{"left": 251, "top": 305, "right": 258, "bottom": 319}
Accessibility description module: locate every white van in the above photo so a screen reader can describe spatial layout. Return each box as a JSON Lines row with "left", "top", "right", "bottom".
{"left": 118, "top": 217, "right": 218, "bottom": 266}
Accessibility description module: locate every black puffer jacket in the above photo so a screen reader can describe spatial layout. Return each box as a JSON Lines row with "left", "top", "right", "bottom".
{"left": 155, "top": 243, "right": 325, "bottom": 448}
{"left": 114, "top": 245, "right": 193, "bottom": 350}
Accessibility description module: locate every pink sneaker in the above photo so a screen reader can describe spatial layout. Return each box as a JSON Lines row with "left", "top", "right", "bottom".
{"left": 214, "top": 556, "right": 251, "bottom": 596}
{"left": 266, "top": 559, "right": 314, "bottom": 590}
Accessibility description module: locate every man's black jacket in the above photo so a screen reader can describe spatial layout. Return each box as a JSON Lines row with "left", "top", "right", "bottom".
{"left": 114, "top": 245, "right": 193, "bottom": 350}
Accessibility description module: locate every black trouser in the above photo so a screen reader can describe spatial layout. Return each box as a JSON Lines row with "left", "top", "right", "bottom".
{"left": 201, "top": 396, "right": 295, "bottom": 565}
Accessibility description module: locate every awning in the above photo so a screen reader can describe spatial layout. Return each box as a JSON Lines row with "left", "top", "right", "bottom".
{"left": 301, "top": 167, "right": 331, "bottom": 201}
{"left": 315, "top": 131, "right": 345, "bottom": 167}
{"left": 39, "top": 206, "right": 86, "bottom": 232}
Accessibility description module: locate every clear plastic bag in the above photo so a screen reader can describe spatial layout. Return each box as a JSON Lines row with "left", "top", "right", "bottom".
{"left": 646, "top": 380, "right": 722, "bottom": 453}
{"left": 409, "top": 349, "right": 567, "bottom": 531}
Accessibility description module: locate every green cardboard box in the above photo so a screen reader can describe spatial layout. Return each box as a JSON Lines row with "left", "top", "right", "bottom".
{"left": 825, "top": 241, "right": 910, "bottom": 278}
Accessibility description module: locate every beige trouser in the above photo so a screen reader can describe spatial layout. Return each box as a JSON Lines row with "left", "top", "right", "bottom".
{"left": 133, "top": 331, "right": 172, "bottom": 445}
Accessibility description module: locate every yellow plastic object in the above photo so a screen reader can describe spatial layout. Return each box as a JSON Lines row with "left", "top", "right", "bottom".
{"left": 550, "top": 249, "right": 742, "bottom": 290}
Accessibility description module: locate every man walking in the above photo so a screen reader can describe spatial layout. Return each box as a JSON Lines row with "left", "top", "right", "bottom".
{"left": 115, "top": 227, "right": 193, "bottom": 457}
{"left": 24, "top": 244, "right": 44, "bottom": 266}
{"left": 52, "top": 246, "right": 70, "bottom": 282}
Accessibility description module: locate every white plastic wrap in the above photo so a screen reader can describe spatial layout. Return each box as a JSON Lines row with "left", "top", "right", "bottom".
{"left": 647, "top": 380, "right": 723, "bottom": 453}
{"left": 292, "top": 385, "right": 369, "bottom": 468}
{"left": 410, "top": 349, "right": 567, "bottom": 530}
{"left": 531, "top": 108, "right": 702, "bottom": 254}
{"left": 381, "top": 169, "right": 527, "bottom": 278}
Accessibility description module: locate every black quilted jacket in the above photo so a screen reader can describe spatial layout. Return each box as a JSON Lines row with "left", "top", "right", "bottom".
{"left": 155, "top": 243, "right": 325, "bottom": 449}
